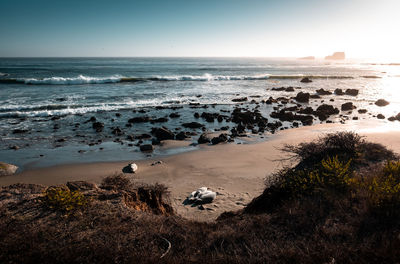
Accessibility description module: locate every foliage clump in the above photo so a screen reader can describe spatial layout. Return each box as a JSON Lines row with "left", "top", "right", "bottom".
{"left": 282, "top": 131, "right": 396, "bottom": 169}
{"left": 350, "top": 160, "right": 400, "bottom": 217}
{"left": 280, "top": 156, "right": 352, "bottom": 197}
{"left": 246, "top": 132, "right": 398, "bottom": 214}
{"left": 42, "top": 186, "right": 88, "bottom": 212}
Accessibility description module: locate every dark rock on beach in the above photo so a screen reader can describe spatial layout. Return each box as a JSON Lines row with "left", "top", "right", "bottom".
{"left": 375, "top": 99, "right": 389, "bottom": 107}
{"left": 316, "top": 88, "right": 332, "bottom": 95}
{"left": 341, "top": 102, "right": 356, "bottom": 111}
{"left": 175, "top": 131, "right": 190, "bottom": 140}
{"left": 151, "top": 127, "right": 175, "bottom": 141}
{"left": 92, "top": 122, "right": 104, "bottom": 132}
{"left": 300, "top": 77, "right": 312, "bottom": 83}
{"left": 198, "top": 133, "right": 211, "bottom": 144}
{"left": 298, "top": 107, "right": 314, "bottom": 115}
{"left": 231, "top": 108, "right": 268, "bottom": 126}
{"left": 151, "top": 117, "right": 169, "bottom": 123}
{"left": 111, "top": 127, "right": 123, "bottom": 136}
{"left": 211, "top": 133, "right": 228, "bottom": 145}
{"left": 314, "top": 104, "right": 339, "bottom": 121}
{"left": 295, "top": 92, "right": 310, "bottom": 103}
{"left": 345, "top": 89, "right": 359, "bottom": 96}
{"left": 232, "top": 97, "right": 248, "bottom": 102}
{"left": 334, "top": 88, "right": 345, "bottom": 95}
{"left": 182, "top": 122, "right": 204, "bottom": 129}
{"left": 169, "top": 113, "right": 180, "bottom": 118}
{"left": 140, "top": 144, "right": 154, "bottom": 152}
{"left": 377, "top": 114, "right": 385, "bottom": 119}
{"left": 128, "top": 116, "right": 151, "bottom": 123}
{"left": 12, "top": 129, "right": 29, "bottom": 134}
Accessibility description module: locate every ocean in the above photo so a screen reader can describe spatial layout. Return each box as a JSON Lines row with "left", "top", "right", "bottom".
{"left": 1, "top": 57, "right": 399, "bottom": 169}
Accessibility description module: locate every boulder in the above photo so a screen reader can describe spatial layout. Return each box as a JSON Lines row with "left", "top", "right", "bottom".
{"left": 300, "top": 77, "right": 312, "bottom": 83}
{"left": 92, "top": 122, "right": 104, "bottom": 132}
{"left": 175, "top": 131, "right": 189, "bottom": 140}
{"left": 316, "top": 88, "right": 332, "bottom": 95}
{"left": 231, "top": 108, "right": 268, "bottom": 125}
{"left": 295, "top": 92, "right": 310, "bottom": 103}
{"left": 232, "top": 97, "right": 248, "bottom": 102}
{"left": 151, "top": 117, "right": 169, "bottom": 123}
{"left": 375, "top": 99, "right": 389, "bottom": 107}
{"left": 122, "top": 163, "right": 138, "bottom": 173}
{"left": 135, "top": 134, "right": 152, "bottom": 140}
{"left": 377, "top": 114, "right": 385, "bottom": 119}
{"left": 271, "top": 87, "right": 286, "bottom": 91}
{"left": 111, "top": 127, "right": 123, "bottom": 136}
{"left": 169, "top": 113, "right": 180, "bottom": 118}
{"left": 314, "top": 104, "right": 339, "bottom": 120}
{"left": 0, "top": 162, "right": 18, "bottom": 176}
{"left": 182, "top": 122, "right": 204, "bottom": 129}
{"left": 345, "top": 89, "right": 359, "bottom": 96}
{"left": 341, "top": 102, "right": 356, "bottom": 111}
{"left": 128, "top": 116, "right": 151, "bottom": 123}
{"left": 285, "top": 87, "right": 295, "bottom": 92}
{"left": 201, "top": 112, "right": 218, "bottom": 122}
{"left": 12, "top": 129, "right": 29, "bottom": 134}
{"left": 358, "top": 109, "right": 368, "bottom": 114}
{"left": 140, "top": 144, "right": 154, "bottom": 152}
{"left": 211, "top": 133, "right": 228, "bottom": 145}
{"left": 151, "top": 127, "right": 175, "bottom": 141}
{"left": 298, "top": 107, "right": 314, "bottom": 115}
{"left": 198, "top": 133, "right": 211, "bottom": 144}
{"left": 334, "top": 88, "right": 345, "bottom": 95}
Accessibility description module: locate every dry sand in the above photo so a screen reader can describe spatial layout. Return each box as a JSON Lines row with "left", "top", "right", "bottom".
{"left": 1, "top": 122, "right": 400, "bottom": 221}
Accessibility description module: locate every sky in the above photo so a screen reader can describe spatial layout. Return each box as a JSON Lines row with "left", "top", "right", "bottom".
{"left": 0, "top": 0, "right": 399, "bottom": 59}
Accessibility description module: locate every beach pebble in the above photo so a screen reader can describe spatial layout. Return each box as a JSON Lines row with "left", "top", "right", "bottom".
{"left": 151, "top": 160, "right": 163, "bottom": 166}
{"left": 0, "top": 162, "right": 18, "bottom": 176}
{"left": 129, "top": 163, "right": 138, "bottom": 173}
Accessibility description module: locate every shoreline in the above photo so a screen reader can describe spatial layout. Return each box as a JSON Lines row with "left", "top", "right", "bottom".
{"left": 2, "top": 121, "right": 400, "bottom": 221}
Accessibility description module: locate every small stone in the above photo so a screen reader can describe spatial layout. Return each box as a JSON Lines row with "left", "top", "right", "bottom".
{"left": 0, "top": 162, "right": 18, "bottom": 176}
{"left": 151, "top": 160, "right": 163, "bottom": 166}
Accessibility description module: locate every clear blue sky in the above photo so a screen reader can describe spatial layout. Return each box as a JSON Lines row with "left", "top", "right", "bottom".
{"left": 1, "top": 0, "right": 399, "bottom": 59}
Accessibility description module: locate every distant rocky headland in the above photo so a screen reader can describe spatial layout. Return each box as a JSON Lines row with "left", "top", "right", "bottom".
{"left": 298, "top": 56, "right": 315, "bottom": 60}
{"left": 325, "top": 52, "right": 345, "bottom": 60}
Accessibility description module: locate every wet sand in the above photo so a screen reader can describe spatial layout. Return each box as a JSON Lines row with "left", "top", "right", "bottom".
{"left": 1, "top": 122, "right": 400, "bottom": 221}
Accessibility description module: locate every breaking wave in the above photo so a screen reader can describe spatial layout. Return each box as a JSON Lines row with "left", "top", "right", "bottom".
{"left": 0, "top": 73, "right": 357, "bottom": 85}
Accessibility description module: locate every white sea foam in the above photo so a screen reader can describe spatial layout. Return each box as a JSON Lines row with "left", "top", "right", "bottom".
{"left": 21, "top": 75, "right": 122, "bottom": 85}
{"left": 1, "top": 73, "right": 360, "bottom": 85}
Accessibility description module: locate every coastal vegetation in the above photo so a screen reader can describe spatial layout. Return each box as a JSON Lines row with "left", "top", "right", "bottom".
{"left": 1, "top": 132, "right": 400, "bottom": 263}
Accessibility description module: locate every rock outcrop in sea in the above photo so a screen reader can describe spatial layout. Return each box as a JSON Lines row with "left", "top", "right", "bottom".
{"left": 325, "top": 52, "right": 345, "bottom": 60}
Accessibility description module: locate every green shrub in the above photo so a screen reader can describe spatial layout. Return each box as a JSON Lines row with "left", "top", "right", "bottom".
{"left": 280, "top": 156, "right": 352, "bottom": 197}
{"left": 282, "top": 132, "right": 396, "bottom": 170}
{"left": 366, "top": 161, "right": 400, "bottom": 211}
{"left": 43, "top": 187, "right": 88, "bottom": 212}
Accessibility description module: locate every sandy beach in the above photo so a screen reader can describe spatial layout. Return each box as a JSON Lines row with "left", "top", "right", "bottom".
{"left": 2, "top": 121, "right": 400, "bottom": 221}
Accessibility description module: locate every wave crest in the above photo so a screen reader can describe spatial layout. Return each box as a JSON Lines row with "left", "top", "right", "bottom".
{"left": 0, "top": 73, "right": 357, "bottom": 85}
{"left": 22, "top": 75, "right": 122, "bottom": 85}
